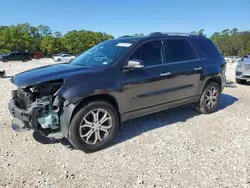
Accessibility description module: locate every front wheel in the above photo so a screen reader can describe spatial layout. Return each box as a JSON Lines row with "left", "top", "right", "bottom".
{"left": 68, "top": 101, "right": 119, "bottom": 153}
{"left": 195, "top": 82, "right": 221, "bottom": 114}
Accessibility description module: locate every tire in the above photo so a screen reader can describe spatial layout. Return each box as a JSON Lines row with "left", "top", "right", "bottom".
{"left": 195, "top": 82, "right": 221, "bottom": 114}
{"left": 68, "top": 101, "right": 119, "bottom": 153}
{"left": 0, "top": 71, "right": 5, "bottom": 78}
{"left": 58, "top": 58, "right": 61, "bottom": 62}
{"left": 236, "top": 79, "right": 246, "bottom": 84}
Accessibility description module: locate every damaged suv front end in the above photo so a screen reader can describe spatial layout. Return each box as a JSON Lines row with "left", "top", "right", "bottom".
{"left": 8, "top": 78, "right": 65, "bottom": 139}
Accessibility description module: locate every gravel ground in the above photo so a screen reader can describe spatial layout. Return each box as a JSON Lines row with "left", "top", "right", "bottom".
{"left": 0, "top": 60, "right": 249, "bottom": 188}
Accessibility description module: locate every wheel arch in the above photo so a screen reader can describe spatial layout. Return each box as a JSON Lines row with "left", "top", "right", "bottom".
{"left": 200, "top": 75, "right": 223, "bottom": 94}
{"left": 70, "top": 94, "right": 121, "bottom": 124}
{"left": 205, "top": 76, "right": 222, "bottom": 89}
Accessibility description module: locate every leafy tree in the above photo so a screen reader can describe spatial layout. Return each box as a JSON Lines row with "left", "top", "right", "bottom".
{"left": 37, "top": 25, "right": 52, "bottom": 37}
{"left": 41, "top": 36, "right": 65, "bottom": 56}
{"left": 0, "top": 23, "right": 249, "bottom": 57}
{"left": 210, "top": 28, "right": 250, "bottom": 56}
{"left": 54, "top": 31, "right": 63, "bottom": 38}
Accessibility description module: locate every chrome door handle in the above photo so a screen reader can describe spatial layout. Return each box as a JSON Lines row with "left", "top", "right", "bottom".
{"left": 160, "top": 72, "right": 171, "bottom": 76}
{"left": 194, "top": 67, "right": 202, "bottom": 71}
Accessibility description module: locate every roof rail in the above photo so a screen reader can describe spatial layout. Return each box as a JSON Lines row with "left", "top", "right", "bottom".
{"left": 119, "top": 35, "right": 131, "bottom": 38}
{"left": 149, "top": 32, "right": 203, "bottom": 37}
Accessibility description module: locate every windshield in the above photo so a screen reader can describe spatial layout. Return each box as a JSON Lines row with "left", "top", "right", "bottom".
{"left": 71, "top": 40, "right": 134, "bottom": 67}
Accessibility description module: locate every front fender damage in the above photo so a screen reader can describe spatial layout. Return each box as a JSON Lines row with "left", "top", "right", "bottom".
{"left": 8, "top": 79, "right": 76, "bottom": 139}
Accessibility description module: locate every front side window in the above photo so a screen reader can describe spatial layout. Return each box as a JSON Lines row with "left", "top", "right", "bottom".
{"left": 130, "top": 40, "right": 164, "bottom": 67}
{"left": 165, "top": 39, "right": 197, "bottom": 62}
{"left": 71, "top": 40, "right": 134, "bottom": 67}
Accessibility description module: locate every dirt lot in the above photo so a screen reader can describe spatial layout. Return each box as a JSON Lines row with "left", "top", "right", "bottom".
{"left": 0, "top": 60, "right": 249, "bottom": 188}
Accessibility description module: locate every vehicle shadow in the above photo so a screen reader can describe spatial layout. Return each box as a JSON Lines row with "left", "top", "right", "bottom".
{"left": 112, "top": 93, "right": 238, "bottom": 146}
{"left": 32, "top": 93, "right": 238, "bottom": 150}
{"left": 32, "top": 131, "right": 75, "bottom": 150}
{"left": 2, "top": 76, "right": 13, "bottom": 79}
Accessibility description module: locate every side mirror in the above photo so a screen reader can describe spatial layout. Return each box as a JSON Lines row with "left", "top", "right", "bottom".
{"left": 123, "top": 59, "right": 144, "bottom": 70}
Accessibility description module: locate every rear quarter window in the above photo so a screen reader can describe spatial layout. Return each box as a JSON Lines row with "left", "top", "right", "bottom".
{"left": 194, "top": 39, "right": 222, "bottom": 58}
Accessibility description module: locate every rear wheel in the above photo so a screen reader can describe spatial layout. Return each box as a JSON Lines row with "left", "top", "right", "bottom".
{"left": 68, "top": 101, "right": 119, "bottom": 153}
{"left": 195, "top": 82, "right": 221, "bottom": 114}
{"left": 236, "top": 79, "right": 246, "bottom": 84}
{"left": 58, "top": 58, "right": 61, "bottom": 62}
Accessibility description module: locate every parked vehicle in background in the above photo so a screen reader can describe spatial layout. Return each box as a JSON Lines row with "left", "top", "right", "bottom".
{"left": 52, "top": 53, "right": 74, "bottom": 58}
{"left": 232, "top": 56, "right": 241, "bottom": 63}
{"left": 236, "top": 58, "right": 250, "bottom": 84}
{"left": 8, "top": 32, "right": 226, "bottom": 153}
{"left": 34, "top": 52, "right": 44, "bottom": 59}
{"left": 224, "top": 56, "right": 233, "bottom": 63}
{"left": 0, "top": 61, "right": 5, "bottom": 78}
{"left": 23, "top": 52, "right": 32, "bottom": 60}
{"left": 0, "top": 53, "right": 6, "bottom": 59}
{"left": 1, "top": 52, "right": 31, "bottom": 62}
{"left": 241, "top": 55, "right": 250, "bottom": 61}
{"left": 224, "top": 56, "right": 241, "bottom": 63}
{"left": 52, "top": 53, "right": 76, "bottom": 63}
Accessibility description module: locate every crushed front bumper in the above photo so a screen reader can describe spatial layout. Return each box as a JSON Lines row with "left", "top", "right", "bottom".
{"left": 8, "top": 99, "right": 31, "bottom": 132}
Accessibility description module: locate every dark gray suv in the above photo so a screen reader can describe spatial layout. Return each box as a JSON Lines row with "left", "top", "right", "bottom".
{"left": 8, "top": 32, "right": 226, "bottom": 152}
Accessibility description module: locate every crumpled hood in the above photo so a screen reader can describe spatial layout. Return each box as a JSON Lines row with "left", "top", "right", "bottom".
{"left": 11, "top": 63, "right": 98, "bottom": 87}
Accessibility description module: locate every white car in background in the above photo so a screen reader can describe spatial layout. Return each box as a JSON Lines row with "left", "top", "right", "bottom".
{"left": 224, "top": 56, "right": 233, "bottom": 63}
{"left": 0, "top": 61, "right": 5, "bottom": 78}
{"left": 232, "top": 56, "right": 241, "bottom": 63}
{"left": 53, "top": 53, "right": 75, "bottom": 63}
{"left": 235, "top": 58, "right": 250, "bottom": 84}
{"left": 225, "top": 56, "right": 241, "bottom": 63}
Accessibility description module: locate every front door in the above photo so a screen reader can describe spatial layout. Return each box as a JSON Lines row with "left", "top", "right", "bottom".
{"left": 121, "top": 39, "right": 172, "bottom": 113}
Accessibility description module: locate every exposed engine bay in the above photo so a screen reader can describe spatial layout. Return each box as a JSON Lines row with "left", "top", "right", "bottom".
{"left": 10, "top": 79, "right": 64, "bottom": 137}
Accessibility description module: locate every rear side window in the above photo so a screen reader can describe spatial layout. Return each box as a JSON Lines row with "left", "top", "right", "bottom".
{"left": 194, "top": 39, "right": 222, "bottom": 58}
{"left": 165, "top": 39, "right": 198, "bottom": 62}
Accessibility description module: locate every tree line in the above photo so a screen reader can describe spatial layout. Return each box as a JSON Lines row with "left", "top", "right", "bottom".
{"left": 0, "top": 23, "right": 113, "bottom": 56}
{"left": 0, "top": 23, "right": 249, "bottom": 57}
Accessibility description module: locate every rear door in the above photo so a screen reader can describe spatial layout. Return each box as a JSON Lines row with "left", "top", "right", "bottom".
{"left": 163, "top": 38, "right": 203, "bottom": 101}
{"left": 15, "top": 53, "right": 23, "bottom": 61}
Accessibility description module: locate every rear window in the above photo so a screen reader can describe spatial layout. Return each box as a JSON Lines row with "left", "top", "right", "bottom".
{"left": 194, "top": 39, "right": 222, "bottom": 58}
{"left": 165, "top": 39, "right": 198, "bottom": 62}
